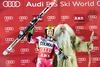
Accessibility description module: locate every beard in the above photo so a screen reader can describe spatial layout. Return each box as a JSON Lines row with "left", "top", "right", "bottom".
{"left": 57, "top": 29, "right": 72, "bottom": 48}
{"left": 54, "top": 24, "right": 75, "bottom": 48}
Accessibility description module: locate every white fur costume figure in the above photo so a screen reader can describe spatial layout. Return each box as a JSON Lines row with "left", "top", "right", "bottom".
{"left": 53, "top": 22, "right": 93, "bottom": 67}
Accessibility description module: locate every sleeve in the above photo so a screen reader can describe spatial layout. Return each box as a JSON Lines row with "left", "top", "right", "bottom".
{"left": 54, "top": 42, "right": 68, "bottom": 60}
{"left": 71, "top": 35, "right": 93, "bottom": 52}
{"left": 28, "top": 36, "right": 41, "bottom": 44}
{"left": 54, "top": 42, "right": 60, "bottom": 55}
{"left": 28, "top": 38, "right": 38, "bottom": 44}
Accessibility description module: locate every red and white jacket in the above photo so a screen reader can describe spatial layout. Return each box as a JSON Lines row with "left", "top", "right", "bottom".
{"left": 29, "top": 36, "right": 60, "bottom": 59}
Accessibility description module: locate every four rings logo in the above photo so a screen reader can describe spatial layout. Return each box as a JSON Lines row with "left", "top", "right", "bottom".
{"left": 92, "top": 36, "right": 99, "bottom": 40}
{"left": 34, "top": 26, "right": 43, "bottom": 32}
{"left": 47, "top": 16, "right": 56, "bottom": 21}
{"left": 20, "top": 48, "right": 30, "bottom": 54}
{"left": 88, "top": 15, "right": 97, "bottom": 20}
{"left": 61, "top": 16, "right": 70, "bottom": 21}
{"left": 19, "top": 27, "right": 26, "bottom": 30}
{"left": 4, "top": 27, "right": 14, "bottom": 32}
{"left": 92, "top": 57, "right": 100, "bottom": 63}
{"left": 75, "top": 26, "right": 84, "bottom": 31}
{"left": 92, "top": 46, "right": 99, "bottom": 52}
{"left": 3, "top": 1, "right": 21, "bottom": 8}
{"left": 89, "top": 25, "right": 98, "bottom": 31}
{"left": 19, "top": 16, "right": 28, "bottom": 21}
{"left": 4, "top": 16, "right": 13, "bottom": 21}
{"left": 5, "top": 38, "right": 14, "bottom": 43}
{"left": 6, "top": 60, "right": 15, "bottom": 65}
{"left": 21, "top": 59, "right": 30, "bottom": 65}
{"left": 78, "top": 57, "right": 86, "bottom": 63}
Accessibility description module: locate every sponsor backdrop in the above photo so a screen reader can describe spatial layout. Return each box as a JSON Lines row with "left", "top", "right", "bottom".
{"left": 0, "top": 0, "right": 100, "bottom": 67}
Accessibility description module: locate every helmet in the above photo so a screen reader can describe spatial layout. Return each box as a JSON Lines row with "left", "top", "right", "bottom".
{"left": 45, "top": 25, "right": 54, "bottom": 37}
{"left": 45, "top": 25, "right": 54, "bottom": 30}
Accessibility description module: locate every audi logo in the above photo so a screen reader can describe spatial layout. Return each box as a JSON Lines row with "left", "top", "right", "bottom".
{"left": 61, "top": 16, "right": 70, "bottom": 20}
{"left": 75, "top": 26, "right": 84, "bottom": 29}
{"left": 19, "top": 16, "right": 28, "bottom": 21}
{"left": 4, "top": 16, "right": 13, "bottom": 20}
{"left": 93, "top": 46, "right": 99, "bottom": 51}
{"left": 88, "top": 15, "right": 97, "bottom": 20}
{"left": 20, "top": 48, "right": 30, "bottom": 53}
{"left": 3, "top": 1, "right": 21, "bottom": 8}
{"left": 35, "top": 26, "right": 42, "bottom": 30}
{"left": 78, "top": 58, "right": 86, "bottom": 62}
{"left": 6, "top": 60, "right": 15, "bottom": 64}
{"left": 89, "top": 25, "right": 98, "bottom": 30}
{"left": 4, "top": 27, "right": 14, "bottom": 31}
{"left": 5, "top": 38, "right": 14, "bottom": 41}
{"left": 21, "top": 59, "right": 30, "bottom": 64}
{"left": 92, "top": 36, "right": 99, "bottom": 40}
{"left": 92, "top": 57, "right": 100, "bottom": 62}
{"left": 47, "top": 16, "right": 56, "bottom": 20}
{"left": 19, "top": 27, "right": 26, "bottom": 30}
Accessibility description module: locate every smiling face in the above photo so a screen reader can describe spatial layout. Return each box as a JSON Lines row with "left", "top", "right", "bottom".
{"left": 47, "top": 29, "right": 54, "bottom": 37}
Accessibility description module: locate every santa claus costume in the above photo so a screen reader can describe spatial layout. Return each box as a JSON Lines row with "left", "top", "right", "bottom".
{"left": 53, "top": 22, "right": 93, "bottom": 67}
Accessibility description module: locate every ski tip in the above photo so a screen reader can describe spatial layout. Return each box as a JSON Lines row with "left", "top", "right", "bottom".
{"left": 3, "top": 51, "right": 8, "bottom": 56}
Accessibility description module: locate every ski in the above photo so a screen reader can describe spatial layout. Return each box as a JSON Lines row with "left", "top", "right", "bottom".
{"left": 3, "top": 1, "right": 56, "bottom": 55}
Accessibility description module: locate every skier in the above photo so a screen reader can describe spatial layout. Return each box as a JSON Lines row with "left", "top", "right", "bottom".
{"left": 27, "top": 25, "right": 67, "bottom": 67}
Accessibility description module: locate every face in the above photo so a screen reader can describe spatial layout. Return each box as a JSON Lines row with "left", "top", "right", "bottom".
{"left": 47, "top": 29, "right": 53, "bottom": 37}
{"left": 60, "top": 25, "right": 66, "bottom": 32}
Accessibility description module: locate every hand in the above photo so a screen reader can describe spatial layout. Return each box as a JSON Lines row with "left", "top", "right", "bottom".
{"left": 27, "top": 33, "right": 33, "bottom": 42}
{"left": 87, "top": 42, "right": 93, "bottom": 51}
{"left": 59, "top": 53, "right": 68, "bottom": 60}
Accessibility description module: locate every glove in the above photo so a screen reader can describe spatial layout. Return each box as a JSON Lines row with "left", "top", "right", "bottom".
{"left": 28, "top": 33, "right": 33, "bottom": 42}
{"left": 27, "top": 29, "right": 34, "bottom": 42}
{"left": 87, "top": 42, "right": 93, "bottom": 51}
{"left": 59, "top": 53, "right": 68, "bottom": 60}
